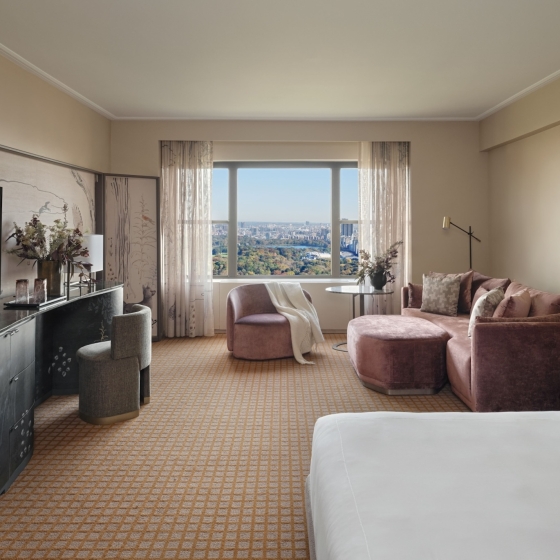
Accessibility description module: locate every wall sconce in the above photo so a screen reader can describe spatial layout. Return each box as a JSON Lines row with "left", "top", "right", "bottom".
{"left": 442, "top": 217, "right": 481, "bottom": 269}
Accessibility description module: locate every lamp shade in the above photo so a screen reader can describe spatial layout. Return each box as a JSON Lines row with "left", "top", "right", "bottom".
{"left": 442, "top": 216, "right": 451, "bottom": 229}
{"left": 79, "top": 234, "right": 104, "bottom": 272}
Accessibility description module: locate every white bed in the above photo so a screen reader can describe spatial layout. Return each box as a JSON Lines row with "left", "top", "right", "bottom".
{"left": 306, "top": 411, "right": 560, "bottom": 560}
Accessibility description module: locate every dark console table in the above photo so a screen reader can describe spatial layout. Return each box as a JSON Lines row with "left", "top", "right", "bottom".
{"left": 0, "top": 282, "right": 123, "bottom": 494}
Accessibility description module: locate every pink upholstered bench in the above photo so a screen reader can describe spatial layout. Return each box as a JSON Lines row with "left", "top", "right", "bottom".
{"left": 347, "top": 316, "right": 450, "bottom": 395}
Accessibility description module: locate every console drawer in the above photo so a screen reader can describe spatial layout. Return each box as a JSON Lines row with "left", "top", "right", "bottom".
{"left": 10, "top": 409, "right": 33, "bottom": 476}
{"left": 9, "top": 363, "right": 35, "bottom": 427}
{"left": 9, "top": 318, "right": 35, "bottom": 376}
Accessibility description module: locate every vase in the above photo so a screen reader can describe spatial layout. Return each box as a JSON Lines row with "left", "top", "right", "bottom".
{"left": 371, "top": 271, "right": 387, "bottom": 291}
{"left": 37, "top": 260, "right": 63, "bottom": 297}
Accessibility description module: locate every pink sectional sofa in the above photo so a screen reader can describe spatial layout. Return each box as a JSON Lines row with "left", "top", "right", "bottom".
{"left": 401, "top": 274, "right": 560, "bottom": 412}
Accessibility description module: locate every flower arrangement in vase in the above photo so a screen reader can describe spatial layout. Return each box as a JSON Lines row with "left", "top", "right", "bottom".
{"left": 6, "top": 204, "right": 91, "bottom": 297}
{"left": 356, "top": 241, "right": 403, "bottom": 290}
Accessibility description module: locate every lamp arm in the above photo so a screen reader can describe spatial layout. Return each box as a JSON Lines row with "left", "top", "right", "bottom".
{"left": 450, "top": 221, "right": 481, "bottom": 242}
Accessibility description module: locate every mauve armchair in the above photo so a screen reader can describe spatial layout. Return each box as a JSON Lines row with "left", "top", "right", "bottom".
{"left": 226, "top": 284, "right": 312, "bottom": 360}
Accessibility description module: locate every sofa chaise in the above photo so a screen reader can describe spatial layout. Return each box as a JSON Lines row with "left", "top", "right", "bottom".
{"left": 400, "top": 274, "right": 560, "bottom": 411}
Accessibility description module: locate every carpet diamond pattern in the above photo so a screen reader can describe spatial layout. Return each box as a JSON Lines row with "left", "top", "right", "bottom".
{"left": 0, "top": 334, "right": 468, "bottom": 558}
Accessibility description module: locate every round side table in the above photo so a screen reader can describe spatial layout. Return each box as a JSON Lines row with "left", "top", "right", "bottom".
{"left": 325, "top": 286, "right": 394, "bottom": 352}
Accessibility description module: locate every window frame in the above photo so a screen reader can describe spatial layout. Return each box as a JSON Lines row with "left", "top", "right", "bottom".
{"left": 213, "top": 161, "right": 358, "bottom": 279}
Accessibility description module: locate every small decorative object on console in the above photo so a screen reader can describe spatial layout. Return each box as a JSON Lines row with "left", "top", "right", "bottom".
{"left": 34, "top": 278, "right": 47, "bottom": 304}
{"left": 356, "top": 240, "right": 403, "bottom": 290}
{"left": 15, "top": 279, "right": 29, "bottom": 304}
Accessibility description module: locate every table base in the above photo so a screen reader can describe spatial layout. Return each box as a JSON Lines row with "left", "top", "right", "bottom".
{"left": 332, "top": 341, "right": 348, "bottom": 352}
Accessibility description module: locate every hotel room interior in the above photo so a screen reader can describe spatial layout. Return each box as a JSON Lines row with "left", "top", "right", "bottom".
{"left": 1, "top": 1, "right": 560, "bottom": 558}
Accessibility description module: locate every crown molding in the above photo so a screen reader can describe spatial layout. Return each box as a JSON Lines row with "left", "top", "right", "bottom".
{"left": 114, "top": 115, "right": 478, "bottom": 121}
{"left": 475, "top": 68, "right": 560, "bottom": 121}
{"left": 0, "top": 42, "right": 117, "bottom": 120}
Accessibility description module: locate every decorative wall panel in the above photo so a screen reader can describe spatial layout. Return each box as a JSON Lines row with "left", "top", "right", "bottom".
{"left": 104, "top": 175, "right": 160, "bottom": 338}
{"left": 0, "top": 149, "right": 95, "bottom": 295}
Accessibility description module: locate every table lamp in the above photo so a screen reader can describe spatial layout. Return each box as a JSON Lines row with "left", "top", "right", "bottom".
{"left": 76, "top": 234, "right": 104, "bottom": 283}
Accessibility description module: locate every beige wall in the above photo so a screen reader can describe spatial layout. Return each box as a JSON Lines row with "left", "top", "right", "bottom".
{"left": 0, "top": 55, "right": 110, "bottom": 171}
{"left": 488, "top": 123, "right": 560, "bottom": 292}
{"left": 111, "top": 120, "right": 489, "bottom": 282}
{"left": 213, "top": 279, "right": 358, "bottom": 333}
{"left": 481, "top": 76, "right": 560, "bottom": 293}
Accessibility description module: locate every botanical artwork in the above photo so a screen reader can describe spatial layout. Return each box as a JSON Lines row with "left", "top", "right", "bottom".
{"left": 104, "top": 176, "right": 159, "bottom": 337}
{"left": 0, "top": 150, "right": 95, "bottom": 295}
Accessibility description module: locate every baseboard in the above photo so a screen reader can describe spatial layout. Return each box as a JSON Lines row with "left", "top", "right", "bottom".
{"left": 214, "top": 329, "right": 347, "bottom": 335}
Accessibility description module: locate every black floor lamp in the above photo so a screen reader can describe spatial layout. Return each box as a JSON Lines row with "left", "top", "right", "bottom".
{"left": 442, "top": 217, "right": 481, "bottom": 269}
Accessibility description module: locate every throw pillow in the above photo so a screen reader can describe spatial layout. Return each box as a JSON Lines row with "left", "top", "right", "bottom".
{"left": 468, "top": 287, "right": 505, "bottom": 337}
{"left": 421, "top": 273, "right": 461, "bottom": 316}
{"left": 430, "top": 271, "right": 473, "bottom": 314}
{"left": 529, "top": 291, "right": 560, "bottom": 317}
{"left": 471, "top": 286, "right": 488, "bottom": 310}
{"left": 504, "top": 281, "right": 560, "bottom": 316}
{"left": 493, "top": 289, "right": 531, "bottom": 318}
{"left": 471, "top": 271, "right": 510, "bottom": 300}
{"left": 407, "top": 283, "right": 423, "bottom": 308}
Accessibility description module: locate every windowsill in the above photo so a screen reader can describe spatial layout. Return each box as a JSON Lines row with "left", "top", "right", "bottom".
{"left": 213, "top": 277, "right": 357, "bottom": 283}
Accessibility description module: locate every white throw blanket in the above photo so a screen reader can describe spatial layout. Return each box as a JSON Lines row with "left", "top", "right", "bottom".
{"left": 265, "top": 282, "right": 324, "bottom": 365}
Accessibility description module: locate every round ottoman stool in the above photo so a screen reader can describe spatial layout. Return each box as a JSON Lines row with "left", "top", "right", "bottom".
{"left": 347, "top": 316, "right": 450, "bottom": 395}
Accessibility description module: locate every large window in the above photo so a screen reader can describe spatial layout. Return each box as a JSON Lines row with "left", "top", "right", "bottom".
{"left": 212, "top": 162, "right": 358, "bottom": 278}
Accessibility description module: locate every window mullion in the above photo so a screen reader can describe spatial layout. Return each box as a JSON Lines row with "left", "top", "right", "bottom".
{"left": 331, "top": 165, "right": 341, "bottom": 278}
{"left": 228, "top": 165, "right": 238, "bottom": 278}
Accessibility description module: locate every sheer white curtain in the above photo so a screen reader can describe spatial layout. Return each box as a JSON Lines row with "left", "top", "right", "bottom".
{"left": 358, "top": 141, "right": 411, "bottom": 313}
{"left": 161, "top": 141, "right": 214, "bottom": 337}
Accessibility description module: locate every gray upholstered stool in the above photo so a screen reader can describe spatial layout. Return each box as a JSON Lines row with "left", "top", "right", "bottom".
{"left": 77, "top": 304, "right": 152, "bottom": 425}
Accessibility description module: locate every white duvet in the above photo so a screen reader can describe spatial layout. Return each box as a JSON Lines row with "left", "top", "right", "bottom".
{"left": 308, "top": 411, "right": 560, "bottom": 560}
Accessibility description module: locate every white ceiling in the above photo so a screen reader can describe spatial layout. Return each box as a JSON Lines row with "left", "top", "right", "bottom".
{"left": 1, "top": 0, "right": 560, "bottom": 121}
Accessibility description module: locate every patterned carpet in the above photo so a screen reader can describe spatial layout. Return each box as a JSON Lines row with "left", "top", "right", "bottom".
{"left": 0, "top": 334, "right": 469, "bottom": 559}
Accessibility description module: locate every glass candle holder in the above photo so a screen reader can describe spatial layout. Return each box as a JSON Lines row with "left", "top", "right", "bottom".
{"left": 15, "top": 279, "right": 29, "bottom": 304}
{"left": 34, "top": 278, "right": 47, "bottom": 304}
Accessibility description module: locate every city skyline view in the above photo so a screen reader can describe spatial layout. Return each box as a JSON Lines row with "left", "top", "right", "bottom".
{"left": 212, "top": 166, "right": 359, "bottom": 276}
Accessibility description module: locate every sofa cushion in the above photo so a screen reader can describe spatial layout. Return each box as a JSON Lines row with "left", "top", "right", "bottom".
{"left": 236, "top": 313, "right": 287, "bottom": 326}
{"left": 407, "top": 283, "right": 423, "bottom": 308}
{"left": 476, "top": 313, "right": 560, "bottom": 324}
{"left": 471, "top": 272, "right": 510, "bottom": 299}
{"left": 493, "top": 289, "right": 531, "bottom": 318}
{"left": 421, "top": 273, "right": 461, "bottom": 316}
{"left": 401, "top": 308, "right": 470, "bottom": 338}
{"left": 505, "top": 281, "right": 560, "bottom": 317}
{"left": 468, "top": 287, "right": 505, "bottom": 337}
{"left": 429, "top": 271, "right": 473, "bottom": 313}
{"left": 233, "top": 314, "right": 293, "bottom": 360}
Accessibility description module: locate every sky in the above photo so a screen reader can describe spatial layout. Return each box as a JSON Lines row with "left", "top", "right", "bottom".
{"left": 212, "top": 168, "right": 358, "bottom": 222}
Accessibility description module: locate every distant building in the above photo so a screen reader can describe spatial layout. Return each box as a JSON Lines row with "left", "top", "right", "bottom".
{"left": 341, "top": 223, "right": 353, "bottom": 237}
